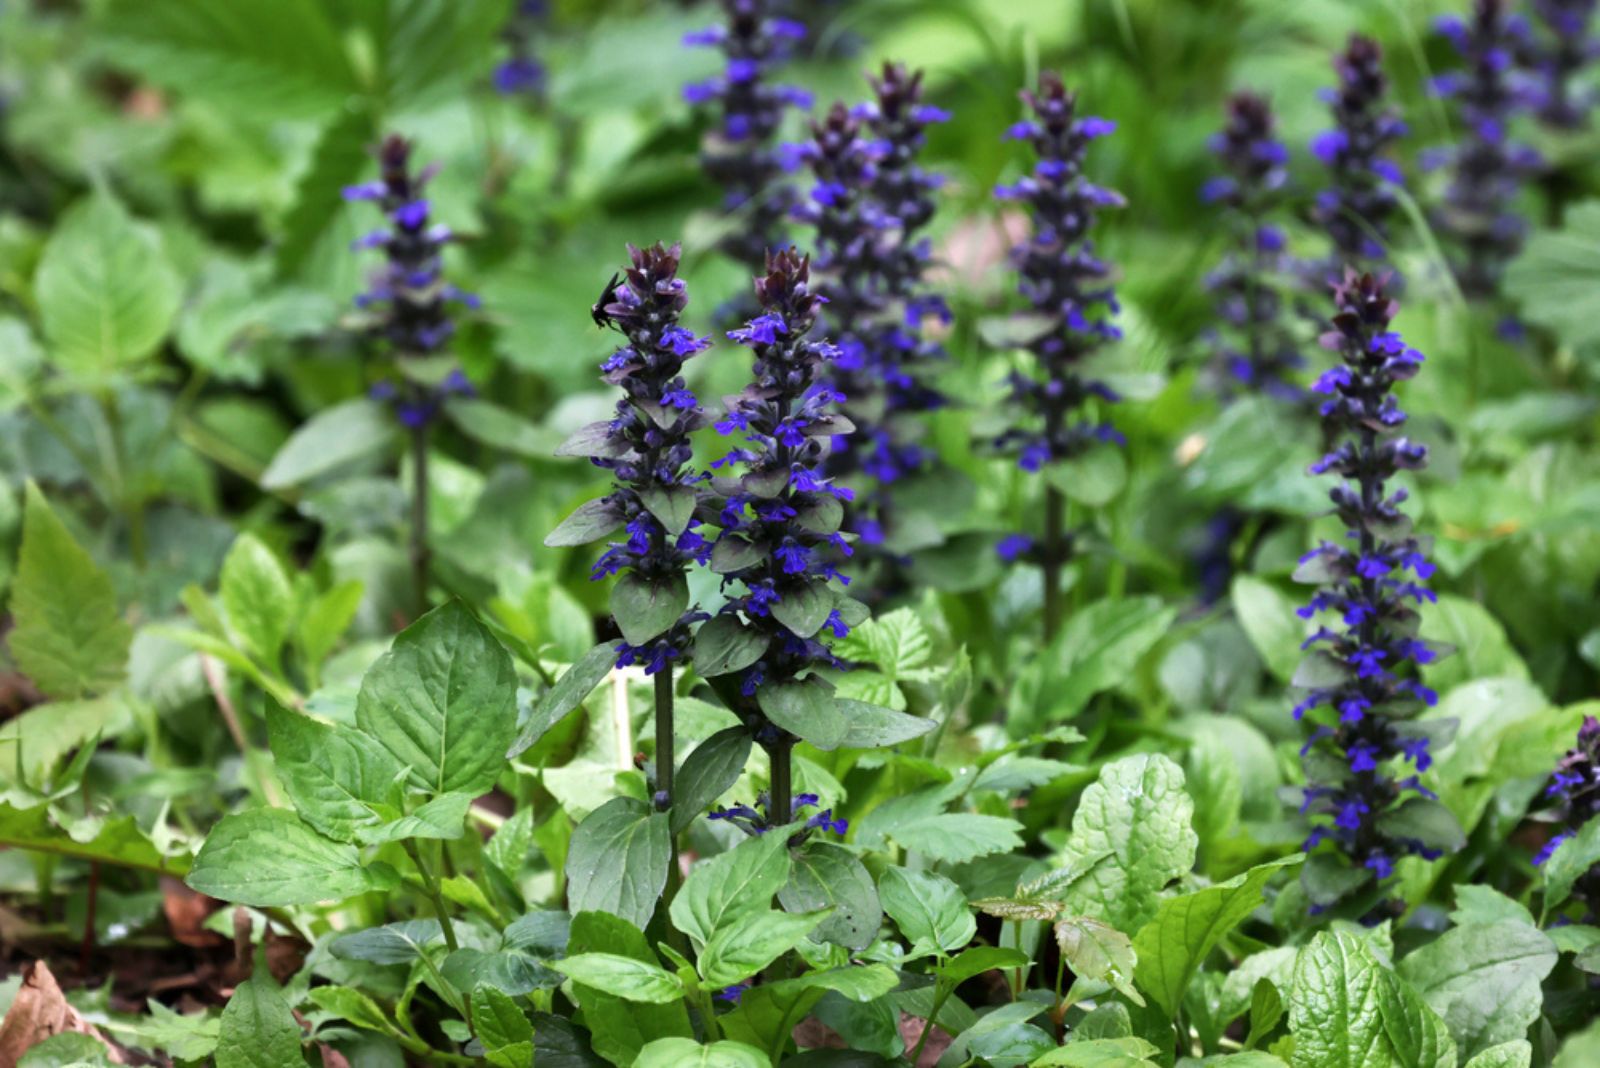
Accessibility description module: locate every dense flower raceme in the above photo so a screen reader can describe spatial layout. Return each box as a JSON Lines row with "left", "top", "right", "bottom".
{"left": 343, "top": 135, "right": 480, "bottom": 425}
{"left": 1200, "top": 91, "right": 1301, "bottom": 400}
{"left": 992, "top": 74, "right": 1125, "bottom": 547}
{"left": 705, "top": 249, "right": 857, "bottom": 730}
{"left": 1312, "top": 35, "right": 1407, "bottom": 276}
{"left": 1526, "top": 0, "right": 1599, "bottom": 129}
{"left": 1431, "top": 0, "right": 1541, "bottom": 299}
{"left": 1536, "top": 717, "right": 1600, "bottom": 913}
{"left": 545, "top": 243, "right": 713, "bottom": 673}
{"left": 494, "top": 0, "right": 547, "bottom": 97}
{"left": 708, "top": 792, "right": 848, "bottom": 838}
{"left": 684, "top": 0, "right": 813, "bottom": 272}
{"left": 1292, "top": 272, "right": 1458, "bottom": 906}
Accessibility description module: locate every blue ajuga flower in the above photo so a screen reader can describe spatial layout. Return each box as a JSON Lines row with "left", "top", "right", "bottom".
{"left": 1527, "top": 0, "right": 1598, "bottom": 129}
{"left": 1431, "top": 0, "right": 1541, "bottom": 298}
{"left": 684, "top": 0, "right": 813, "bottom": 272}
{"left": 547, "top": 243, "right": 713, "bottom": 671}
{"left": 494, "top": 0, "right": 547, "bottom": 97}
{"left": 708, "top": 791, "right": 849, "bottom": 840}
{"left": 344, "top": 135, "right": 481, "bottom": 424}
{"left": 992, "top": 78, "right": 1125, "bottom": 468}
{"left": 823, "top": 63, "right": 953, "bottom": 558}
{"left": 1534, "top": 716, "right": 1600, "bottom": 914}
{"left": 1293, "top": 272, "right": 1459, "bottom": 909}
{"left": 1201, "top": 92, "right": 1301, "bottom": 401}
{"left": 710, "top": 248, "right": 856, "bottom": 706}
{"left": 1312, "top": 35, "right": 1407, "bottom": 277}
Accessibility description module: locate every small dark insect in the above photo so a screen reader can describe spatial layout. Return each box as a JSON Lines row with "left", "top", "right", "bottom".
{"left": 591, "top": 272, "right": 620, "bottom": 328}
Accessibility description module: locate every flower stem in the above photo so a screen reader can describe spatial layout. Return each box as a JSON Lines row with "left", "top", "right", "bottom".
{"left": 767, "top": 736, "right": 794, "bottom": 827}
{"left": 408, "top": 404, "right": 431, "bottom": 621}
{"left": 1043, "top": 485, "right": 1065, "bottom": 643}
{"left": 655, "top": 666, "right": 675, "bottom": 806}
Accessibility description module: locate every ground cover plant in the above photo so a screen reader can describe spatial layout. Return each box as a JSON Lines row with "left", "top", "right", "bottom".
{"left": 7, "top": 0, "right": 1600, "bottom": 1065}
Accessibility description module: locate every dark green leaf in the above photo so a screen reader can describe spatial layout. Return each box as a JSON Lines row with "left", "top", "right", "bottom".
{"left": 566, "top": 797, "right": 671, "bottom": 931}
{"left": 757, "top": 679, "right": 846, "bottom": 750}
{"left": 509, "top": 642, "right": 617, "bottom": 759}
{"left": 672, "top": 728, "right": 751, "bottom": 835}
{"left": 610, "top": 572, "right": 689, "bottom": 646}
{"left": 693, "top": 615, "right": 769, "bottom": 678}
{"left": 546, "top": 498, "right": 626, "bottom": 548}
{"left": 770, "top": 580, "right": 835, "bottom": 639}
{"left": 779, "top": 841, "right": 881, "bottom": 951}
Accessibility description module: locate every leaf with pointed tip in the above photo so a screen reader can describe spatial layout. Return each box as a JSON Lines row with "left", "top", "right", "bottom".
{"left": 757, "top": 679, "right": 845, "bottom": 750}
{"left": 546, "top": 498, "right": 625, "bottom": 548}
{"left": 610, "top": 572, "right": 689, "bottom": 646}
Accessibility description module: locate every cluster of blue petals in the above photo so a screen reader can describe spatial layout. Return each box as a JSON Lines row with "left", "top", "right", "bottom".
{"left": 1294, "top": 272, "right": 1451, "bottom": 889}
{"left": 343, "top": 136, "right": 481, "bottom": 426}
{"left": 1534, "top": 717, "right": 1600, "bottom": 904}
{"left": 1312, "top": 35, "right": 1407, "bottom": 276}
{"left": 1429, "top": 0, "right": 1542, "bottom": 298}
{"left": 494, "top": 0, "right": 547, "bottom": 97}
{"left": 1200, "top": 91, "right": 1301, "bottom": 401}
{"left": 992, "top": 74, "right": 1126, "bottom": 558}
{"left": 708, "top": 792, "right": 849, "bottom": 838}
{"left": 684, "top": 0, "right": 813, "bottom": 271}
{"left": 711, "top": 250, "right": 855, "bottom": 705}
{"left": 1526, "top": 0, "right": 1599, "bottom": 129}
{"left": 578, "top": 243, "right": 715, "bottom": 672}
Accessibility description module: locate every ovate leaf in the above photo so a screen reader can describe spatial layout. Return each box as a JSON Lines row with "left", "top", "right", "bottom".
{"left": 8, "top": 483, "right": 131, "bottom": 699}
{"left": 878, "top": 867, "right": 976, "bottom": 955}
{"left": 216, "top": 975, "right": 307, "bottom": 1068}
{"left": 187, "top": 808, "right": 396, "bottom": 907}
{"left": 566, "top": 797, "right": 670, "bottom": 931}
{"left": 671, "top": 831, "right": 791, "bottom": 952}
{"left": 552, "top": 954, "right": 684, "bottom": 1004}
{"left": 219, "top": 533, "right": 293, "bottom": 669}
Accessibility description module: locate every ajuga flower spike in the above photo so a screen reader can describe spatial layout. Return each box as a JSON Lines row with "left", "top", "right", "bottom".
{"left": 1534, "top": 716, "right": 1600, "bottom": 919}
{"left": 992, "top": 73, "right": 1126, "bottom": 639}
{"left": 1292, "top": 272, "right": 1462, "bottom": 915}
{"left": 545, "top": 243, "right": 712, "bottom": 811}
{"left": 1312, "top": 35, "right": 1407, "bottom": 278}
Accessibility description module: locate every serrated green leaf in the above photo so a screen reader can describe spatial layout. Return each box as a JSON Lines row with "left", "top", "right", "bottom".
{"left": 217, "top": 975, "right": 307, "bottom": 1068}
{"left": 187, "top": 808, "right": 396, "bottom": 906}
{"left": 879, "top": 867, "right": 975, "bottom": 955}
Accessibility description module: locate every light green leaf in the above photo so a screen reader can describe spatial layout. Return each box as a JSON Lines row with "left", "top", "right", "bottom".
{"left": 1505, "top": 202, "right": 1600, "bottom": 347}
{"left": 219, "top": 533, "right": 293, "bottom": 669}
{"left": 306, "top": 986, "right": 402, "bottom": 1038}
{"left": 264, "top": 703, "right": 402, "bottom": 842}
{"left": 187, "top": 808, "right": 396, "bottom": 906}
{"left": 8, "top": 483, "right": 131, "bottom": 699}
{"left": 1396, "top": 921, "right": 1557, "bottom": 1059}
{"left": 1231, "top": 576, "right": 1305, "bottom": 683}
{"left": 1545, "top": 814, "right": 1600, "bottom": 916}
{"left": 0, "top": 801, "right": 184, "bottom": 875}
{"left": 509, "top": 641, "right": 616, "bottom": 759}
{"left": 633, "top": 1038, "right": 771, "bottom": 1068}
{"left": 33, "top": 193, "right": 181, "bottom": 384}
{"left": 1132, "top": 856, "right": 1302, "bottom": 1018}
{"left": 472, "top": 986, "right": 535, "bottom": 1068}
{"left": 879, "top": 867, "right": 975, "bottom": 955}
{"left": 355, "top": 600, "right": 518, "bottom": 798}
{"left": 566, "top": 796, "right": 670, "bottom": 931}
{"left": 1021, "top": 597, "right": 1175, "bottom": 730}
{"left": 778, "top": 840, "right": 882, "bottom": 951}
{"left": 296, "top": 580, "right": 363, "bottom": 672}
{"left": 1031, "top": 1036, "right": 1161, "bottom": 1066}
{"left": 355, "top": 792, "right": 472, "bottom": 846}
{"left": 1418, "top": 595, "right": 1526, "bottom": 691}
{"left": 216, "top": 976, "right": 307, "bottom": 1068}
{"left": 553, "top": 953, "right": 685, "bottom": 1003}
{"left": 0, "top": 697, "right": 126, "bottom": 789}
{"left": 1463, "top": 1042, "right": 1533, "bottom": 1068}
{"left": 699, "top": 908, "right": 830, "bottom": 987}
{"left": 1044, "top": 445, "right": 1127, "bottom": 506}
{"left": 672, "top": 831, "right": 791, "bottom": 952}
{"left": 259, "top": 397, "right": 398, "bottom": 490}
{"left": 1056, "top": 916, "right": 1143, "bottom": 1007}
{"left": 1290, "top": 931, "right": 1455, "bottom": 1068}
{"left": 885, "top": 812, "right": 1026, "bottom": 865}
{"left": 1058, "top": 754, "right": 1198, "bottom": 933}
{"left": 564, "top": 910, "right": 694, "bottom": 1066}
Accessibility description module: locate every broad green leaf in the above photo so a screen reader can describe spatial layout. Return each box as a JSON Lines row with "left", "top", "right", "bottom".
{"left": 1231, "top": 576, "right": 1305, "bottom": 683}
{"left": 611, "top": 572, "right": 689, "bottom": 645}
{"left": 509, "top": 641, "right": 617, "bottom": 759}
{"left": 1013, "top": 596, "right": 1175, "bottom": 731}
{"left": 633, "top": 1038, "right": 770, "bottom": 1068}
{"left": 355, "top": 600, "right": 518, "bottom": 797}
{"left": 885, "top": 812, "right": 1025, "bottom": 865}
{"left": 1396, "top": 921, "right": 1557, "bottom": 1059}
{"left": 1376, "top": 798, "right": 1466, "bottom": 855}
{"left": 564, "top": 911, "right": 694, "bottom": 1066}
{"left": 1544, "top": 814, "right": 1600, "bottom": 915}
{"left": 274, "top": 104, "right": 372, "bottom": 291}
{"left": 1031, "top": 1036, "right": 1162, "bottom": 1066}
{"left": 1505, "top": 202, "right": 1600, "bottom": 347}
{"left": 264, "top": 703, "right": 403, "bottom": 842}
{"left": 940, "top": 945, "right": 1031, "bottom": 986}
{"left": 778, "top": 840, "right": 882, "bottom": 951}
{"left": 672, "top": 727, "right": 751, "bottom": 835}
{"left": 8, "top": 483, "right": 131, "bottom": 699}
{"left": 0, "top": 697, "right": 126, "bottom": 789}
{"left": 216, "top": 976, "right": 307, "bottom": 1068}
{"left": 33, "top": 193, "right": 181, "bottom": 383}
{"left": 17, "top": 1033, "right": 114, "bottom": 1068}
{"left": 329, "top": 920, "right": 443, "bottom": 965}
{"left": 296, "top": 579, "right": 363, "bottom": 673}
{"left": 770, "top": 580, "right": 837, "bottom": 639}
{"left": 566, "top": 796, "right": 670, "bottom": 931}
{"left": 694, "top": 615, "right": 770, "bottom": 678}
{"left": 553, "top": 953, "right": 684, "bottom": 1003}
{"left": 672, "top": 831, "right": 791, "bottom": 952}
{"left": 546, "top": 498, "right": 626, "bottom": 548}
{"left": 355, "top": 792, "right": 472, "bottom": 846}
{"left": 473, "top": 986, "right": 535, "bottom": 1068}
{"left": 1290, "top": 931, "right": 1455, "bottom": 1068}
{"left": 260, "top": 397, "right": 398, "bottom": 490}
{"left": 757, "top": 679, "right": 846, "bottom": 750}
{"left": 1418, "top": 595, "right": 1526, "bottom": 691}
{"left": 878, "top": 867, "right": 975, "bottom": 955}
{"left": 1462, "top": 1042, "right": 1533, "bottom": 1068}
{"left": 98, "top": 0, "right": 360, "bottom": 118}
{"left": 1056, "top": 916, "right": 1144, "bottom": 1007}
{"left": 1044, "top": 444, "right": 1127, "bottom": 506}
{"left": 306, "top": 986, "right": 402, "bottom": 1039}
{"left": 836, "top": 699, "right": 936, "bottom": 749}
{"left": 187, "top": 808, "right": 396, "bottom": 906}
{"left": 699, "top": 908, "right": 830, "bottom": 987}
{"left": 1058, "top": 754, "right": 1198, "bottom": 933}
{"left": 445, "top": 398, "right": 558, "bottom": 458}
{"left": 1132, "top": 856, "right": 1303, "bottom": 1019}
{"left": 0, "top": 801, "right": 184, "bottom": 875}
{"left": 219, "top": 533, "right": 293, "bottom": 669}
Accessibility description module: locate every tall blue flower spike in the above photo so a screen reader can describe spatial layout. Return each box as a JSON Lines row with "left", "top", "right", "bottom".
{"left": 1312, "top": 35, "right": 1407, "bottom": 280}
{"left": 1534, "top": 717, "right": 1600, "bottom": 920}
{"left": 1293, "top": 271, "right": 1460, "bottom": 916}
{"left": 1201, "top": 91, "right": 1300, "bottom": 401}
{"left": 684, "top": 0, "right": 813, "bottom": 274}
{"left": 1431, "top": 0, "right": 1541, "bottom": 299}
{"left": 1527, "top": 0, "right": 1599, "bottom": 129}
{"left": 344, "top": 135, "right": 480, "bottom": 425}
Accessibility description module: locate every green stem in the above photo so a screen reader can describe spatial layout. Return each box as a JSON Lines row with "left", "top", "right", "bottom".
{"left": 1043, "top": 485, "right": 1065, "bottom": 644}
{"left": 403, "top": 839, "right": 459, "bottom": 953}
{"left": 99, "top": 390, "right": 146, "bottom": 570}
{"left": 767, "top": 737, "right": 794, "bottom": 828}
{"left": 408, "top": 399, "right": 431, "bottom": 620}
{"left": 655, "top": 666, "right": 675, "bottom": 807}
{"left": 909, "top": 981, "right": 954, "bottom": 1066}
